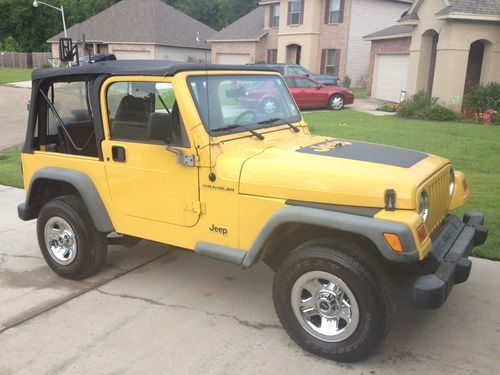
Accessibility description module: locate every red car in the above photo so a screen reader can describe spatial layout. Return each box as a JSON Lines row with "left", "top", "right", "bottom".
{"left": 284, "top": 75, "right": 354, "bottom": 110}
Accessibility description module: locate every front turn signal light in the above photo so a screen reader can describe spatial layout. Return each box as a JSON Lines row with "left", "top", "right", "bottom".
{"left": 462, "top": 178, "right": 469, "bottom": 192}
{"left": 384, "top": 233, "right": 403, "bottom": 252}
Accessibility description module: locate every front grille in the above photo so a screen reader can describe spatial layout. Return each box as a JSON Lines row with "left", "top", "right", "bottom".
{"left": 424, "top": 168, "right": 451, "bottom": 235}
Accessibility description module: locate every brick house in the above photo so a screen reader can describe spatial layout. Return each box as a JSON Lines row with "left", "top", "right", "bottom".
{"left": 365, "top": 0, "right": 500, "bottom": 109}
{"left": 48, "top": 0, "right": 215, "bottom": 63}
{"left": 209, "top": 0, "right": 413, "bottom": 86}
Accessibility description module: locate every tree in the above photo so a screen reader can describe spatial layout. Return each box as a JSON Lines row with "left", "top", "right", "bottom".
{"left": 3, "top": 35, "right": 21, "bottom": 52}
{"left": 0, "top": 0, "right": 259, "bottom": 52}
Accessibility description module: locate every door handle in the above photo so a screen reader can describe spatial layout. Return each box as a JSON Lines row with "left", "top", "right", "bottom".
{"left": 112, "top": 145, "right": 126, "bottom": 162}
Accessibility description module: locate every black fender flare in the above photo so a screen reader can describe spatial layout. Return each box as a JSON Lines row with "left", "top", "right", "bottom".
{"left": 196, "top": 206, "right": 419, "bottom": 268}
{"left": 19, "top": 167, "right": 114, "bottom": 233}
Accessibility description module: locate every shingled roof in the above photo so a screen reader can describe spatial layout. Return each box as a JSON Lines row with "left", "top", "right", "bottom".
{"left": 363, "top": 24, "right": 413, "bottom": 40}
{"left": 401, "top": 0, "right": 500, "bottom": 22}
{"left": 436, "top": 0, "right": 500, "bottom": 16}
{"left": 208, "top": 7, "right": 266, "bottom": 42}
{"left": 47, "top": 0, "right": 216, "bottom": 49}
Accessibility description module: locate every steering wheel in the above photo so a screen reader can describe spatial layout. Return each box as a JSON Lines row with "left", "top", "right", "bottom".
{"left": 234, "top": 110, "right": 258, "bottom": 124}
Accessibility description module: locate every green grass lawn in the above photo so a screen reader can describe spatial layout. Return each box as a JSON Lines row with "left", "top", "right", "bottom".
{"left": 0, "top": 148, "right": 23, "bottom": 188}
{"left": 0, "top": 110, "right": 498, "bottom": 260}
{"left": 304, "top": 110, "right": 500, "bottom": 261}
{"left": 0, "top": 68, "right": 33, "bottom": 84}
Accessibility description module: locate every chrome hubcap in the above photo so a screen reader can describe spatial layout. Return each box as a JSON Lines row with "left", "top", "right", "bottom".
{"left": 291, "top": 271, "right": 359, "bottom": 342}
{"left": 331, "top": 97, "right": 343, "bottom": 109}
{"left": 263, "top": 100, "right": 277, "bottom": 114}
{"left": 44, "top": 216, "right": 77, "bottom": 265}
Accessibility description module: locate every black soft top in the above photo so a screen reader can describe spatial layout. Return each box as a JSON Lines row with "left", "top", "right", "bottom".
{"left": 32, "top": 60, "right": 278, "bottom": 81}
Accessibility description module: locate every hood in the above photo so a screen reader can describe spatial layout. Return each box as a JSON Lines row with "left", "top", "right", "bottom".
{"left": 237, "top": 136, "right": 449, "bottom": 209}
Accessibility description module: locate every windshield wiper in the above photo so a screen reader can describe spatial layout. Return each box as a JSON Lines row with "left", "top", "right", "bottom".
{"left": 211, "top": 124, "right": 265, "bottom": 140}
{"left": 257, "top": 117, "right": 300, "bottom": 132}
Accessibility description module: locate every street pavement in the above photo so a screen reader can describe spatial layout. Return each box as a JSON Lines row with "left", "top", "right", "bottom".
{"left": 0, "top": 84, "right": 31, "bottom": 151}
{"left": 0, "top": 185, "right": 499, "bottom": 374}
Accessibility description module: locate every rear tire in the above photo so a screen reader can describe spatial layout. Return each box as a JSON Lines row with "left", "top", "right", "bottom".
{"left": 329, "top": 94, "right": 344, "bottom": 110}
{"left": 273, "top": 239, "right": 394, "bottom": 362}
{"left": 37, "top": 195, "right": 108, "bottom": 280}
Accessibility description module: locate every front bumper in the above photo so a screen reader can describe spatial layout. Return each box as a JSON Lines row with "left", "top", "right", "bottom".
{"left": 412, "top": 211, "right": 488, "bottom": 309}
{"left": 345, "top": 94, "right": 355, "bottom": 105}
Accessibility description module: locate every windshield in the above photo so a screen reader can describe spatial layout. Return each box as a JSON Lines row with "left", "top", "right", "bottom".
{"left": 287, "top": 66, "right": 311, "bottom": 76}
{"left": 188, "top": 74, "right": 301, "bottom": 136}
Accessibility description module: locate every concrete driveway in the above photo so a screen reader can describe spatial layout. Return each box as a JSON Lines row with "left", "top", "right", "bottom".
{"left": 0, "top": 85, "right": 31, "bottom": 151}
{"left": 0, "top": 185, "right": 499, "bottom": 374}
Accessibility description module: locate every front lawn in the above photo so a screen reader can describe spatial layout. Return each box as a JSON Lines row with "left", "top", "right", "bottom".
{"left": 0, "top": 68, "right": 33, "bottom": 84}
{"left": 0, "top": 147, "right": 23, "bottom": 188}
{"left": 304, "top": 110, "right": 499, "bottom": 261}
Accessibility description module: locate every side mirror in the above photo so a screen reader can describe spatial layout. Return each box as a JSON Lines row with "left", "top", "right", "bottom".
{"left": 316, "top": 84, "right": 322, "bottom": 90}
{"left": 148, "top": 112, "right": 172, "bottom": 143}
{"left": 304, "top": 73, "right": 310, "bottom": 78}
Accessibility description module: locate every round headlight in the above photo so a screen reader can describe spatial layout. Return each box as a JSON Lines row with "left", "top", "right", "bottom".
{"left": 419, "top": 190, "right": 429, "bottom": 222}
{"left": 449, "top": 168, "right": 455, "bottom": 196}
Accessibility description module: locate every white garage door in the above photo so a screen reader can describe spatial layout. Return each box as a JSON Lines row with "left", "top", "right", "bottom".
{"left": 113, "top": 50, "right": 151, "bottom": 60}
{"left": 373, "top": 54, "right": 409, "bottom": 102}
{"left": 216, "top": 53, "right": 251, "bottom": 65}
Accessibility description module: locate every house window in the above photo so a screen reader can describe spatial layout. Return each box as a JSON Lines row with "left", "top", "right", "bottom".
{"left": 270, "top": 4, "right": 280, "bottom": 28}
{"left": 267, "top": 49, "right": 278, "bottom": 64}
{"left": 288, "top": 0, "right": 304, "bottom": 25}
{"left": 322, "top": 49, "right": 340, "bottom": 75}
{"left": 326, "top": 0, "right": 344, "bottom": 24}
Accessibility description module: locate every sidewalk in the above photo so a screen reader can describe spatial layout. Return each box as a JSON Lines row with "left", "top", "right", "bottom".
{"left": 350, "top": 98, "right": 396, "bottom": 116}
{"left": 0, "top": 185, "right": 499, "bottom": 373}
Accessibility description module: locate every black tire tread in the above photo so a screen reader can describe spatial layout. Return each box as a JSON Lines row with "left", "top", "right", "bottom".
{"left": 273, "top": 238, "right": 395, "bottom": 362}
{"left": 37, "top": 195, "right": 107, "bottom": 280}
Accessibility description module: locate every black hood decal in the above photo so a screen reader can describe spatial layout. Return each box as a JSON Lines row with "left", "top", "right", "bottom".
{"left": 296, "top": 140, "right": 428, "bottom": 168}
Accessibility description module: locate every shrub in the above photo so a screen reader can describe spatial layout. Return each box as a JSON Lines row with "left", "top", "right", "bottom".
{"left": 463, "top": 83, "right": 500, "bottom": 124}
{"left": 343, "top": 75, "right": 351, "bottom": 89}
{"left": 397, "top": 91, "right": 461, "bottom": 122}
{"left": 378, "top": 102, "right": 399, "bottom": 112}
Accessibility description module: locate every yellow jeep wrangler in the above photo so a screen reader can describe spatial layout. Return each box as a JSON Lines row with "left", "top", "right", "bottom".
{"left": 18, "top": 61, "right": 488, "bottom": 362}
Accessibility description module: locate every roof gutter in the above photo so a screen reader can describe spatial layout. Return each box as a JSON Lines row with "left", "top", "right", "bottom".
{"left": 207, "top": 32, "right": 268, "bottom": 43}
{"left": 398, "top": 19, "right": 419, "bottom": 25}
{"left": 435, "top": 12, "right": 500, "bottom": 22}
{"left": 46, "top": 40, "right": 211, "bottom": 50}
{"left": 364, "top": 32, "right": 413, "bottom": 41}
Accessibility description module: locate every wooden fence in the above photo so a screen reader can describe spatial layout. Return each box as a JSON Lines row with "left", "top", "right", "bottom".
{"left": 0, "top": 51, "right": 52, "bottom": 69}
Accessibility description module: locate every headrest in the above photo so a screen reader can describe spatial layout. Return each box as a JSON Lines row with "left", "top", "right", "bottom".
{"left": 148, "top": 112, "right": 172, "bottom": 142}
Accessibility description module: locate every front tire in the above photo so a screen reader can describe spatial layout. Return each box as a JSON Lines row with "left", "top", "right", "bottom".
{"left": 329, "top": 94, "right": 344, "bottom": 110}
{"left": 273, "top": 239, "right": 394, "bottom": 362}
{"left": 37, "top": 195, "right": 108, "bottom": 280}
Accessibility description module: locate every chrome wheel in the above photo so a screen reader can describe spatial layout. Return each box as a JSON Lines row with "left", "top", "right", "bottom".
{"left": 330, "top": 96, "right": 344, "bottom": 110}
{"left": 44, "top": 216, "right": 77, "bottom": 265}
{"left": 291, "top": 271, "right": 359, "bottom": 342}
{"left": 262, "top": 99, "right": 278, "bottom": 114}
